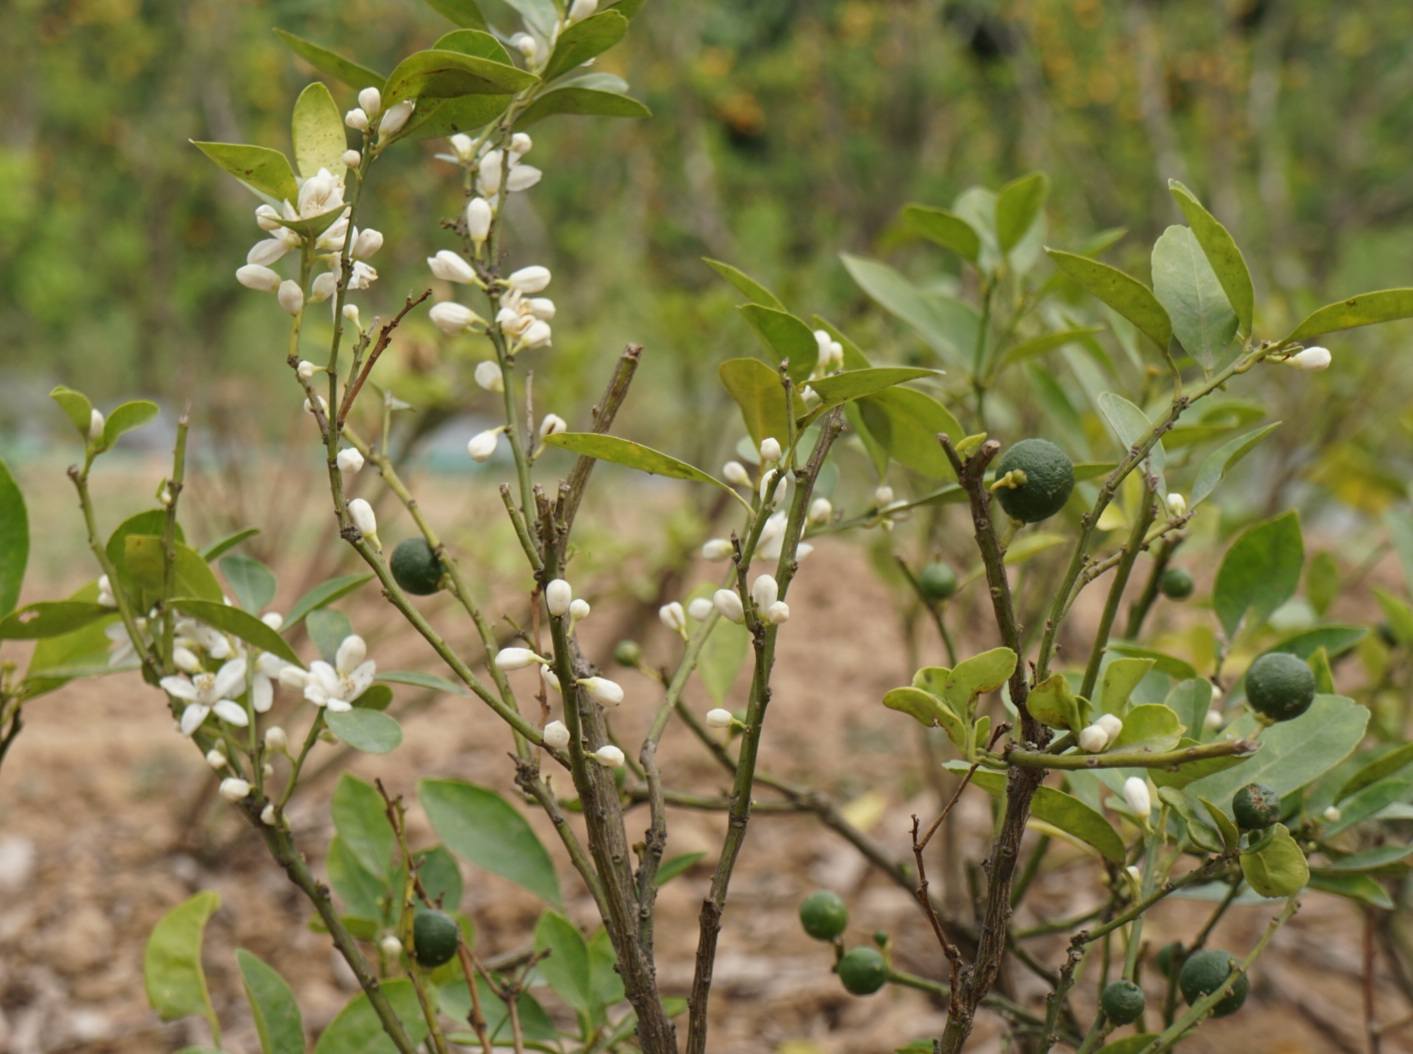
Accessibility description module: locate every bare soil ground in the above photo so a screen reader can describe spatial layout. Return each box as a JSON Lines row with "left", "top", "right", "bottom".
{"left": 0, "top": 463, "right": 1406, "bottom": 1053}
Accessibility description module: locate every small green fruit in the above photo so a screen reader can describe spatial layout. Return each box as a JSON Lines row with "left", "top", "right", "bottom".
{"left": 1101, "top": 979, "right": 1146, "bottom": 1025}
{"left": 798, "top": 891, "right": 848, "bottom": 941}
{"left": 390, "top": 538, "right": 444, "bottom": 596}
{"left": 837, "top": 946, "right": 888, "bottom": 996}
{"left": 1178, "top": 949, "right": 1248, "bottom": 1018}
{"left": 1159, "top": 568, "right": 1194, "bottom": 600}
{"left": 613, "top": 639, "right": 642, "bottom": 667}
{"left": 412, "top": 909, "right": 460, "bottom": 968}
{"left": 994, "top": 439, "right": 1075, "bottom": 524}
{"left": 917, "top": 562, "right": 958, "bottom": 602}
{"left": 1232, "top": 783, "right": 1281, "bottom": 831}
{"left": 1154, "top": 941, "right": 1183, "bottom": 978}
{"left": 1245, "top": 652, "right": 1316, "bottom": 722}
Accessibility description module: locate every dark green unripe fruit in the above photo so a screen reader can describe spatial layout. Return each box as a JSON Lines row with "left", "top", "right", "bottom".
{"left": 613, "top": 639, "right": 642, "bottom": 667}
{"left": 412, "top": 909, "right": 460, "bottom": 968}
{"left": 1154, "top": 941, "right": 1183, "bottom": 978}
{"left": 1160, "top": 568, "right": 1194, "bottom": 600}
{"left": 1245, "top": 652, "right": 1316, "bottom": 722}
{"left": 1101, "top": 979, "right": 1146, "bottom": 1025}
{"left": 994, "top": 439, "right": 1075, "bottom": 524}
{"left": 798, "top": 890, "right": 848, "bottom": 941}
{"left": 1233, "top": 783, "right": 1281, "bottom": 831}
{"left": 917, "top": 562, "right": 958, "bottom": 602}
{"left": 1179, "top": 949, "right": 1248, "bottom": 1018}
{"left": 390, "top": 538, "right": 444, "bottom": 596}
{"left": 837, "top": 946, "right": 888, "bottom": 996}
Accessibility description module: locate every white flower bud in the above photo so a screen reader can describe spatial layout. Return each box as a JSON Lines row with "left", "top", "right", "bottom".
{"left": 659, "top": 601, "right": 687, "bottom": 635}
{"left": 465, "top": 197, "right": 493, "bottom": 246}
{"left": 88, "top": 408, "right": 105, "bottom": 441}
{"left": 467, "top": 428, "right": 502, "bottom": 463}
{"left": 1078, "top": 724, "right": 1110, "bottom": 753}
{"left": 542, "top": 720, "right": 571, "bottom": 750}
{"left": 237, "top": 264, "right": 282, "bottom": 292}
{"left": 520, "top": 318, "right": 553, "bottom": 348}
{"left": 264, "top": 726, "right": 288, "bottom": 752}
{"left": 303, "top": 394, "right": 328, "bottom": 415}
{"left": 765, "top": 600, "right": 791, "bottom": 625}
{"left": 278, "top": 666, "right": 309, "bottom": 689}
{"left": 593, "top": 744, "right": 625, "bottom": 768}
{"left": 506, "top": 165, "right": 542, "bottom": 192}
{"left": 540, "top": 665, "right": 563, "bottom": 694}
{"left": 277, "top": 279, "right": 305, "bottom": 316}
{"left": 337, "top": 447, "right": 365, "bottom": 474}
{"left": 1096, "top": 713, "right": 1123, "bottom": 744}
{"left": 546, "top": 579, "right": 574, "bottom": 616}
{"left": 510, "top": 132, "right": 533, "bottom": 155}
{"left": 474, "top": 360, "right": 504, "bottom": 393}
{"left": 568, "top": 598, "right": 591, "bottom": 621}
{"left": 714, "top": 589, "right": 745, "bottom": 624}
{"left": 345, "top": 107, "right": 369, "bottom": 131}
{"left": 507, "top": 265, "right": 551, "bottom": 293}
{"left": 379, "top": 935, "right": 402, "bottom": 958}
{"left": 296, "top": 359, "right": 317, "bottom": 380}
{"left": 687, "top": 597, "right": 715, "bottom": 620}
{"left": 341, "top": 149, "right": 362, "bottom": 170}
{"left": 723, "top": 460, "right": 751, "bottom": 487}
{"left": 218, "top": 777, "right": 252, "bottom": 802}
{"left": 260, "top": 803, "right": 277, "bottom": 826}
{"left": 1322, "top": 805, "right": 1341, "bottom": 823}
{"left": 579, "top": 676, "right": 624, "bottom": 708}
{"left": 430, "top": 301, "right": 480, "bottom": 335}
{"left": 808, "top": 497, "right": 832, "bottom": 525}
{"left": 1166, "top": 492, "right": 1187, "bottom": 518}
{"left": 1285, "top": 346, "right": 1331, "bottom": 371}
{"left": 1209, "top": 682, "right": 1224, "bottom": 701}
{"left": 205, "top": 748, "right": 227, "bottom": 770}
{"left": 352, "top": 227, "right": 383, "bottom": 259}
{"left": 568, "top": 0, "right": 598, "bottom": 23}
{"left": 759, "top": 437, "right": 782, "bottom": 463}
{"left": 342, "top": 303, "right": 361, "bottom": 327}
{"left": 705, "top": 707, "right": 734, "bottom": 729}
{"left": 449, "top": 133, "right": 475, "bottom": 161}
{"left": 428, "top": 250, "right": 477, "bottom": 284}
{"left": 255, "top": 204, "right": 282, "bottom": 231}
{"left": 751, "top": 574, "right": 779, "bottom": 611}
{"left": 357, "top": 86, "right": 382, "bottom": 119}
{"left": 495, "top": 647, "right": 547, "bottom": 671}
{"left": 701, "top": 538, "right": 733, "bottom": 561}
{"left": 260, "top": 611, "right": 284, "bottom": 631}
{"left": 345, "top": 500, "right": 376, "bottom": 545}
{"left": 309, "top": 271, "right": 338, "bottom": 303}
{"left": 247, "top": 237, "right": 292, "bottom": 267}
{"left": 874, "top": 484, "right": 895, "bottom": 506}
{"left": 539, "top": 413, "right": 568, "bottom": 440}
{"left": 510, "top": 32, "right": 538, "bottom": 59}
{"left": 1122, "top": 777, "right": 1152, "bottom": 819}
{"left": 1204, "top": 708, "right": 1224, "bottom": 730}
{"left": 1125, "top": 864, "right": 1142, "bottom": 885}
{"left": 378, "top": 99, "right": 415, "bottom": 138}
{"left": 758, "top": 468, "right": 779, "bottom": 499}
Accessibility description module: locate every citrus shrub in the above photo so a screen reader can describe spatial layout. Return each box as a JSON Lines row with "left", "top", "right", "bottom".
{"left": 0, "top": 2, "right": 1411, "bottom": 1053}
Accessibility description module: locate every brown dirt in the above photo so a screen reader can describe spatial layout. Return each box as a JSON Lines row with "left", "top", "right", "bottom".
{"left": 0, "top": 463, "right": 1406, "bottom": 1053}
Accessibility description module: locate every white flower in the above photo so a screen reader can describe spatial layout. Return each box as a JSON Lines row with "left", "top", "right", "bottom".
{"left": 237, "top": 264, "right": 281, "bottom": 292}
{"left": 507, "top": 265, "right": 551, "bottom": 293}
{"left": 765, "top": 600, "right": 791, "bottom": 625}
{"left": 759, "top": 437, "right": 782, "bottom": 463}
{"left": 357, "top": 86, "right": 382, "bottom": 118}
{"left": 579, "top": 676, "right": 624, "bottom": 708}
{"left": 247, "top": 237, "right": 293, "bottom": 267}
{"left": 309, "top": 271, "right": 338, "bottom": 303}
{"left": 255, "top": 204, "right": 282, "bottom": 231}
{"left": 1285, "top": 346, "right": 1331, "bottom": 371}
{"left": 542, "top": 720, "right": 571, "bottom": 750}
{"left": 465, "top": 197, "right": 493, "bottom": 246}
{"left": 875, "top": 484, "right": 895, "bottom": 506}
{"left": 467, "top": 428, "right": 502, "bottom": 462}
{"left": 705, "top": 707, "right": 734, "bottom": 729}
{"left": 593, "top": 744, "right": 625, "bottom": 768}
{"left": 539, "top": 413, "right": 567, "bottom": 440}
{"left": 345, "top": 107, "right": 369, "bottom": 131}
{"left": 1078, "top": 725, "right": 1110, "bottom": 753}
{"left": 1204, "top": 709, "right": 1224, "bottom": 730}
{"left": 495, "top": 647, "right": 547, "bottom": 671}
{"left": 205, "top": 748, "right": 227, "bottom": 770}
{"left": 162, "top": 658, "right": 250, "bottom": 735}
{"left": 723, "top": 461, "right": 751, "bottom": 487}
{"left": 264, "top": 725, "right": 288, "bottom": 752}
{"left": 429, "top": 301, "right": 481, "bottom": 334}
{"left": 96, "top": 574, "right": 116, "bottom": 608}
{"left": 341, "top": 149, "right": 362, "bottom": 169}
{"left": 428, "top": 250, "right": 477, "bottom": 284}
{"left": 568, "top": 0, "right": 598, "bottom": 23}
{"left": 569, "top": 598, "right": 591, "bottom": 621}
{"left": 304, "top": 634, "right": 375, "bottom": 712}
{"left": 808, "top": 497, "right": 832, "bottom": 525}
{"left": 449, "top": 133, "right": 475, "bottom": 162}
{"left": 474, "top": 360, "right": 504, "bottom": 393}
{"left": 297, "top": 168, "right": 343, "bottom": 216}
{"left": 1122, "top": 777, "right": 1152, "bottom": 819}
{"left": 377, "top": 99, "right": 415, "bottom": 138}
{"left": 546, "top": 579, "right": 574, "bottom": 616}
{"left": 714, "top": 589, "right": 745, "bottom": 624}
{"left": 702, "top": 538, "right": 733, "bottom": 561}
{"left": 337, "top": 447, "right": 365, "bottom": 474}
{"left": 348, "top": 498, "right": 379, "bottom": 548}
{"left": 519, "top": 318, "right": 553, "bottom": 348}
{"left": 219, "top": 777, "right": 252, "bottom": 803}
{"left": 1166, "top": 492, "right": 1187, "bottom": 518}
{"left": 277, "top": 280, "right": 305, "bottom": 316}
{"left": 687, "top": 597, "right": 714, "bottom": 620}
{"left": 750, "top": 574, "right": 779, "bottom": 611}
{"left": 506, "top": 165, "right": 542, "bottom": 192}
{"left": 296, "top": 359, "right": 317, "bottom": 380}
{"left": 659, "top": 601, "right": 687, "bottom": 635}
{"left": 352, "top": 228, "right": 383, "bottom": 259}
{"left": 1096, "top": 713, "right": 1123, "bottom": 743}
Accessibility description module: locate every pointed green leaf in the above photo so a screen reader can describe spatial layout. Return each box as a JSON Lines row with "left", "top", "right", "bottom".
{"left": 840, "top": 252, "right": 979, "bottom": 367}
{"left": 1213, "top": 511, "right": 1303, "bottom": 637}
{"left": 314, "top": 980, "right": 430, "bottom": 1053}
{"left": 1168, "top": 180, "right": 1254, "bottom": 337}
{"left": 292, "top": 82, "right": 347, "bottom": 179}
{"left": 544, "top": 11, "right": 628, "bottom": 81}
{"left": 1099, "top": 657, "right": 1156, "bottom": 715}
{"left": 654, "top": 852, "right": 704, "bottom": 886}
{"left": 0, "top": 600, "right": 112, "bottom": 640}
{"left": 942, "top": 647, "right": 1017, "bottom": 714}
{"left": 1308, "top": 872, "right": 1393, "bottom": 910}
{"left": 1107, "top": 704, "right": 1184, "bottom": 754}
{"left": 144, "top": 891, "right": 221, "bottom": 1030}
{"left": 1151, "top": 225, "right": 1238, "bottom": 367}
{"left": 719, "top": 358, "right": 792, "bottom": 446}
{"left": 806, "top": 367, "right": 942, "bottom": 412}
{"left": 1190, "top": 423, "right": 1281, "bottom": 507}
{"left": 332, "top": 774, "right": 395, "bottom": 877}
{"left": 376, "top": 670, "right": 469, "bottom": 696}
{"left": 1285, "top": 288, "right": 1413, "bottom": 343}
{"left": 738, "top": 304, "right": 818, "bottom": 384}
{"left": 533, "top": 911, "right": 595, "bottom": 1014}
{"left": 121, "top": 536, "right": 223, "bottom": 607}
{"left": 191, "top": 142, "right": 299, "bottom": 203}
{"left": 283, "top": 574, "right": 373, "bottom": 627}
{"left": 274, "top": 29, "right": 385, "bottom": 92}
{"left": 856, "top": 387, "right": 962, "bottom": 479}
{"left": 236, "top": 949, "right": 305, "bottom": 1054}
{"left": 964, "top": 768, "right": 1125, "bottom": 863}
{"left": 50, "top": 385, "right": 93, "bottom": 436}
{"left": 0, "top": 458, "right": 28, "bottom": 616}
{"left": 1338, "top": 742, "right": 1413, "bottom": 802}
{"left": 901, "top": 204, "right": 980, "bottom": 262}
{"left": 996, "top": 172, "right": 1048, "bottom": 253}
{"left": 424, "top": 0, "right": 488, "bottom": 28}
{"left": 383, "top": 49, "right": 536, "bottom": 105}
{"left": 1027, "top": 673, "right": 1082, "bottom": 732}
{"left": 699, "top": 612, "right": 748, "bottom": 704}
{"left": 702, "top": 258, "right": 784, "bottom": 309}
{"left": 1096, "top": 392, "right": 1166, "bottom": 492}
{"left": 543, "top": 433, "right": 738, "bottom": 501}
{"left": 420, "top": 778, "right": 562, "bottom": 907}
{"left": 1046, "top": 249, "right": 1172, "bottom": 351}
{"left": 882, "top": 686, "right": 949, "bottom": 728}
{"left": 995, "top": 327, "right": 1105, "bottom": 372}
{"left": 169, "top": 598, "right": 301, "bottom": 664}
{"left": 220, "top": 554, "right": 277, "bottom": 613}
{"left": 433, "top": 28, "right": 510, "bottom": 63}
{"left": 518, "top": 86, "right": 649, "bottom": 126}
{"left": 101, "top": 400, "right": 159, "bottom": 450}
{"left": 326, "top": 709, "right": 403, "bottom": 754}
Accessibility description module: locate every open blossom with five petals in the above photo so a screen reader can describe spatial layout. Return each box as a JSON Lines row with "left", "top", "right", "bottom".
{"left": 162, "top": 658, "right": 251, "bottom": 736}
{"left": 303, "top": 634, "right": 375, "bottom": 712}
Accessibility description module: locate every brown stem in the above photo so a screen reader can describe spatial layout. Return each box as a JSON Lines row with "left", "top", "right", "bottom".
{"left": 337, "top": 289, "right": 431, "bottom": 428}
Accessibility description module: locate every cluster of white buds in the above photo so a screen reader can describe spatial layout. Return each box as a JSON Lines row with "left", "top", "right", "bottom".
{"left": 467, "top": 426, "right": 504, "bottom": 463}
{"left": 497, "top": 285, "right": 555, "bottom": 351}
{"left": 1283, "top": 345, "right": 1332, "bottom": 371}
{"left": 1077, "top": 713, "right": 1123, "bottom": 753}
{"left": 659, "top": 601, "right": 688, "bottom": 637}
{"left": 811, "top": 329, "right": 845, "bottom": 377}
{"left": 757, "top": 509, "right": 812, "bottom": 563}
{"left": 346, "top": 86, "right": 414, "bottom": 142}
{"left": 1166, "top": 492, "right": 1187, "bottom": 519}
{"left": 1122, "top": 776, "right": 1152, "bottom": 820}
{"left": 750, "top": 574, "right": 790, "bottom": 624}
{"left": 476, "top": 140, "right": 542, "bottom": 198}
{"left": 542, "top": 720, "right": 571, "bottom": 750}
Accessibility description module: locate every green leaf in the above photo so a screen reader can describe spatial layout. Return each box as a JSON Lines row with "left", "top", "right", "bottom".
{"left": 719, "top": 358, "right": 791, "bottom": 446}
{"left": 284, "top": 574, "right": 373, "bottom": 627}
{"left": 1198, "top": 796, "right": 1241, "bottom": 851}
{"left": 1107, "top": 642, "right": 1198, "bottom": 681}
{"left": 1107, "top": 703, "right": 1184, "bottom": 753}
{"left": 806, "top": 367, "right": 942, "bottom": 413}
{"left": 883, "top": 686, "right": 949, "bottom": 728}
{"left": 274, "top": 29, "right": 385, "bottom": 92}
{"left": 50, "top": 385, "right": 93, "bottom": 436}
{"left": 1190, "top": 423, "right": 1281, "bottom": 508}
{"left": 333, "top": 774, "right": 395, "bottom": 877}
{"left": 376, "top": 670, "right": 469, "bottom": 696}
{"left": 702, "top": 258, "right": 784, "bottom": 309}
{"left": 201, "top": 527, "right": 259, "bottom": 561}
{"left": 1306, "top": 552, "right": 1338, "bottom": 619}
{"left": 533, "top": 911, "right": 595, "bottom": 1014}
{"left": 840, "top": 252, "right": 978, "bottom": 367}
{"left": 543, "top": 433, "right": 738, "bottom": 501}
{"left": 120, "top": 535, "right": 223, "bottom": 607}
{"left": 1045, "top": 249, "right": 1172, "bottom": 352}
{"left": 433, "top": 28, "right": 511, "bottom": 62}
{"left": 544, "top": 11, "right": 628, "bottom": 80}
{"left": 1027, "top": 674, "right": 1082, "bottom": 733}
{"left": 856, "top": 387, "right": 963, "bottom": 479}
{"left": 1338, "top": 742, "right": 1413, "bottom": 802}
{"left": 1375, "top": 588, "right": 1413, "bottom": 647}
{"left": 995, "top": 327, "right": 1105, "bottom": 372}
{"left": 0, "top": 459, "right": 28, "bottom": 616}
{"left": 654, "top": 852, "right": 704, "bottom": 886}
{"left": 699, "top": 614, "right": 748, "bottom": 704}
{"left": 423, "top": 0, "right": 488, "bottom": 28}
{"left": 586, "top": 927, "right": 626, "bottom": 1009}
{"left": 383, "top": 50, "right": 536, "bottom": 105}
{"left": 737, "top": 304, "right": 819, "bottom": 384}
{"left": 236, "top": 949, "right": 305, "bottom": 1054}
{"left": 518, "top": 86, "right": 649, "bottom": 126}
{"left": 191, "top": 142, "right": 299, "bottom": 203}
{"left": 1387, "top": 508, "right": 1413, "bottom": 593}
{"left": 1099, "top": 657, "right": 1157, "bottom": 715}
{"left": 1325, "top": 775, "right": 1413, "bottom": 835}
{"left": 314, "top": 980, "right": 430, "bottom": 1053}
{"left": 901, "top": 204, "right": 980, "bottom": 262}
{"left": 22, "top": 582, "right": 120, "bottom": 693}
{"left": 1096, "top": 392, "right": 1166, "bottom": 491}
{"left": 1098, "top": 1037, "right": 1161, "bottom": 1054}
{"left": 307, "top": 608, "right": 354, "bottom": 664}
{"left": 1151, "top": 739, "right": 1247, "bottom": 789}
{"left": 292, "top": 82, "right": 347, "bottom": 180}
{"left": 0, "top": 601, "right": 113, "bottom": 640}
{"left": 420, "top": 778, "right": 562, "bottom": 907}
{"left": 417, "top": 846, "right": 464, "bottom": 910}
{"left": 144, "top": 891, "right": 220, "bottom": 1030}
{"left": 1212, "top": 511, "right": 1303, "bottom": 637}
{"left": 101, "top": 400, "right": 159, "bottom": 450}
{"left": 996, "top": 172, "right": 1048, "bottom": 253}
{"left": 220, "top": 554, "right": 277, "bottom": 613}
{"left": 500, "top": 0, "right": 558, "bottom": 36}
{"left": 1151, "top": 225, "right": 1238, "bottom": 367}
{"left": 326, "top": 709, "right": 403, "bottom": 754}
{"left": 402, "top": 94, "right": 511, "bottom": 140}
{"left": 1168, "top": 180, "right": 1254, "bottom": 337}
{"left": 1307, "top": 872, "right": 1394, "bottom": 910}
{"left": 1240, "top": 823, "right": 1309, "bottom": 897}
{"left": 1317, "top": 844, "right": 1413, "bottom": 873}
{"left": 964, "top": 768, "right": 1125, "bottom": 864}
{"left": 326, "top": 836, "right": 384, "bottom": 921}
{"left": 1285, "top": 288, "right": 1413, "bottom": 342}
{"left": 942, "top": 647, "right": 1017, "bottom": 715}
{"left": 169, "top": 598, "right": 301, "bottom": 664}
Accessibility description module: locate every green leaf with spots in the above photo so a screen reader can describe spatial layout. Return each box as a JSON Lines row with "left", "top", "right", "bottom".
{"left": 192, "top": 142, "right": 299, "bottom": 203}
{"left": 1285, "top": 288, "right": 1413, "bottom": 342}
{"left": 292, "top": 82, "right": 347, "bottom": 179}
